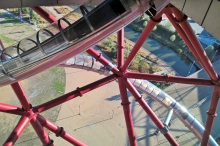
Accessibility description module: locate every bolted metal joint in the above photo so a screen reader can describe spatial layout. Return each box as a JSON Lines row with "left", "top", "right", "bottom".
{"left": 174, "top": 14, "right": 188, "bottom": 23}
{"left": 46, "top": 140, "right": 54, "bottom": 146}
{"left": 150, "top": 16, "right": 162, "bottom": 23}
{"left": 207, "top": 111, "right": 217, "bottom": 117}
{"left": 121, "top": 102, "right": 130, "bottom": 106}
{"left": 76, "top": 87, "right": 83, "bottom": 97}
{"left": 160, "top": 126, "right": 169, "bottom": 134}
{"left": 56, "top": 127, "right": 64, "bottom": 137}
{"left": 106, "top": 62, "right": 115, "bottom": 71}
{"left": 135, "top": 95, "right": 143, "bottom": 102}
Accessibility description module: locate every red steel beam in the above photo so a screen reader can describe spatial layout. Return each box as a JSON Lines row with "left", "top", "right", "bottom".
{"left": 164, "top": 11, "right": 203, "bottom": 64}
{"left": 117, "top": 29, "right": 125, "bottom": 68}
{"left": 35, "top": 74, "right": 117, "bottom": 113}
{"left": 3, "top": 115, "right": 30, "bottom": 146}
{"left": 11, "top": 82, "right": 31, "bottom": 111}
{"left": 121, "top": 11, "right": 163, "bottom": 72}
{"left": 201, "top": 87, "right": 219, "bottom": 146}
{"left": 86, "top": 48, "right": 122, "bottom": 76}
{"left": 171, "top": 6, "right": 219, "bottom": 82}
{"left": 0, "top": 103, "right": 24, "bottom": 115}
{"left": 30, "top": 116, "right": 52, "bottom": 146}
{"left": 31, "top": 7, "right": 57, "bottom": 24}
{"left": 37, "top": 115, "right": 86, "bottom": 146}
{"left": 118, "top": 78, "right": 137, "bottom": 146}
{"left": 124, "top": 78, "right": 179, "bottom": 146}
{"left": 124, "top": 72, "right": 214, "bottom": 86}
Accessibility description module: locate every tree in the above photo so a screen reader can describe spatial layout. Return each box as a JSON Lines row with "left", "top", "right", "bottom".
{"left": 170, "top": 35, "right": 176, "bottom": 41}
{"left": 205, "top": 45, "right": 214, "bottom": 59}
{"left": 176, "top": 48, "right": 183, "bottom": 54}
{"left": 143, "top": 21, "right": 148, "bottom": 27}
{"left": 18, "top": 8, "right": 29, "bottom": 14}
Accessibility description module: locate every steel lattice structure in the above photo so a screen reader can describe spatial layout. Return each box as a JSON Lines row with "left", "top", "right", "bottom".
{"left": 0, "top": 2, "right": 219, "bottom": 146}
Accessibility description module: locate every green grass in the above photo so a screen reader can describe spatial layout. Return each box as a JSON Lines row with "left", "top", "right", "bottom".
{"left": 0, "top": 35, "right": 16, "bottom": 48}
{"left": 0, "top": 67, "right": 66, "bottom": 145}
{"left": 52, "top": 80, "right": 65, "bottom": 94}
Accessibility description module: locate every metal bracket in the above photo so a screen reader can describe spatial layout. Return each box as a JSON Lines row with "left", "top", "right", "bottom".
{"left": 106, "top": 62, "right": 115, "bottom": 71}
{"left": 160, "top": 126, "right": 169, "bottom": 134}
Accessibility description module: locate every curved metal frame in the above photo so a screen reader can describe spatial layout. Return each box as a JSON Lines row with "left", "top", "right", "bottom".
{"left": 58, "top": 17, "right": 73, "bottom": 43}
{"left": 80, "top": 5, "right": 95, "bottom": 31}
{"left": 36, "top": 28, "right": 54, "bottom": 55}
{"left": 0, "top": 49, "right": 15, "bottom": 81}
{"left": 0, "top": 2, "right": 219, "bottom": 146}
{"left": 16, "top": 38, "right": 38, "bottom": 64}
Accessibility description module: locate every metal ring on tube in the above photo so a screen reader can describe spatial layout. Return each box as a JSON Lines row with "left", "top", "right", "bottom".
{"left": 36, "top": 28, "right": 54, "bottom": 55}
{"left": 80, "top": 5, "right": 95, "bottom": 31}
{"left": 0, "top": 49, "right": 15, "bottom": 80}
{"left": 58, "top": 18, "right": 72, "bottom": 43}
{"left": 17, "top": 39, "right": 38, "bottom": 64}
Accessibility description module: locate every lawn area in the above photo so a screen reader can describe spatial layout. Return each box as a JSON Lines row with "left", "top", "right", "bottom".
{"left": 0, "top": 67, "right": 66, "bottom": 145}
{"left": 0, "top": 13, "right": 35, "bottom": 48}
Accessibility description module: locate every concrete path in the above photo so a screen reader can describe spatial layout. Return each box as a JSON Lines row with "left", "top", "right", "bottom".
{"left": 50, "top": 67, "right": 169, "bottom": 146}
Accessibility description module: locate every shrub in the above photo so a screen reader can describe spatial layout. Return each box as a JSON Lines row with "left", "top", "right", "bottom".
{"left": 176, "top": 48, "right": 183, "bottom": 54}
{"left": 143, "top": 21, "right": 148, "bottom": 27}
{"left": 170, "top": 35, "right": 176, "bottom": 41}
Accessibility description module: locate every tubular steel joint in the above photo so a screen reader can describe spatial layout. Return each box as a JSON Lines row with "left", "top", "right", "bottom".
{"left": 96, "top": 53, "right": 102, "bottom": 62}
{"left": 135, "top": 95, "right": 143, "bottom": 102}
{"left": 160, "top": 127, "right": 169, "bottom": 134}
{"left": 76, "top": 87, "right": 83, "bottom": 97}
{"left": 106, "top": 62, "right": 115, "bottom": 71}
{"left": 150, "top": 16, "right": 162, "bottom": 23}
{"left": 207, "top": 111, "right": 217, "bottom": 117}
{"left": 56, "top": 127, "right": 64, "bottom": 137}
{"left": 165, "top": 74, "right": 170, "bottom": 83}
{"left": 121, "top": 102, "right": 131, "bottom": 106}
{"left": 174, "top": 14, "right": 188, "bottom": 23}
{"left": 47, "top": 140, "right": 54, "bottom": 146}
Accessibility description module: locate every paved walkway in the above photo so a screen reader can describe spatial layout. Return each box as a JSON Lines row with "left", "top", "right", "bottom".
{"left": 50, "top": 67, "right": 171, "bottom": 146}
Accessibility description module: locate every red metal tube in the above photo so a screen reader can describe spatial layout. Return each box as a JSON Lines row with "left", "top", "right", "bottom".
{"left": 201, "top": 87, "right": 219, "bottom": 146}
{"left": 171, "top": 7, "right": 219, "bottom": 82}
{"left": 86, "top": 48, "right": 122, "bottom": 76}
{"left": 118, "top": 78, "right": 137, "bottom": 146}
{"left": 11, "top": 82, "right": 30, "bottom": 111}
{"left": 3, "top": 115, "right": 30, "bottom": 146}
{"left": 35, "top": 74, "right": 117, "bottom": 112}
{"left": 37, "top": 115, "right": 86, "bottom": 146}
{"left": 117, "top": 29, "right": 125, "bottom": 68}
{"left": 31, "top": 7, "right": 57, "bottom": 24}
{"left": 0, "top": 103, "right": 24, "bottom": 115}
{"left": 121, "top": 11, "right": 163, "bottom": 72}
{"left": 124, "top": 78, "right": 179, "bottom": 146}
{"left": 30, "top": 116, "right": 52, "bottom": 146}
{"left": 124, "top": 72, "right": 214, "bottom": 86}
{"left": 164, "top": 12, "right": 202, "bottom": 64}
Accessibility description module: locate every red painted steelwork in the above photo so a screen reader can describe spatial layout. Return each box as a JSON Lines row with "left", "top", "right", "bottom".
{"left": 171, "top": 7, "right": 219, "bottom": 83}
{"left": 124, "top": 72, "right": 214, "bottom": 86}
{"left": 118, "top": 78, "right": 137, "bottom": 146}
{"left": 3, "top": 115, "right": 30, "bottom": 146}
{"left": 124, "top": 78, "right": 179, "bottom": 146}
{"left": 31, "top": 7, "right": 57, "bottom": 24}
{"left": 164, "top": 12, "right": 202, "bottom": 64}
{"left": 30, "top": 116, "right": 52, "bottom": 146}
{"left": 121, "top": 11, "right": 163, "bottom": 72}
{"left": 37, "top": 115, "right": 86, "bottom": 146}
{"left": 0, "top": 103, "right": 24, "bottom": 115}
{"left": 201, "top": 87, "right": 220, "bottom": 146}
{"left": 117, "top": 29, "right": 125, "bottom": 68}
{"left": 11, "top": 82, "right": 31, "bottom": 111}
{"left": 86, "top": 48, "right": 122, "bottom": 76}
{"left": 35, "top": 74, "right": 117, "bottom": 112}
